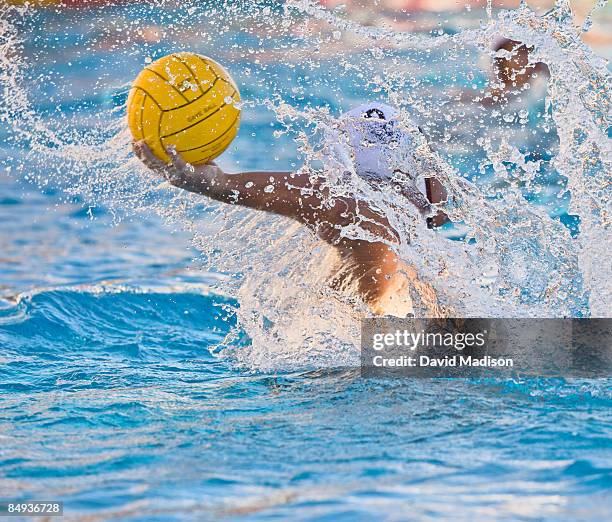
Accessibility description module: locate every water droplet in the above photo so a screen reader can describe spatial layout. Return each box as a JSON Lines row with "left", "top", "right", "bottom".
{"left": 371, "top": 47, "right": 383, "bottom": 59}
{"left": 264, "top": 185, "right": 274, "bottom": 193}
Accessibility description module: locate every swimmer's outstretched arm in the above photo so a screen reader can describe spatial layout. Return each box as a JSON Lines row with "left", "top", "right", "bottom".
{"left": 133, "top": 141, "right": 326, "bottom": 223}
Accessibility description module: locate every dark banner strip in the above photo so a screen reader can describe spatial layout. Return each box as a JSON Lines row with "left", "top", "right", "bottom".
{"left": 361, "top": 318, "right": 612, "bottom": 378}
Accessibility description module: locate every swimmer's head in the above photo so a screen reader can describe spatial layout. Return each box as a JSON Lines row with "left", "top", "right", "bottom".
{"left": 341, "top": 102, "right": 422, "bottom": 178}
{"left": 493, "top": 38, "right": 548, "bottom": 88}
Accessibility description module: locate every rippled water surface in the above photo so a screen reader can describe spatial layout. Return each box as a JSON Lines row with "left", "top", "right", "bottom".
{"left": 1, "top": 1, "right": 611, "bottom": 520}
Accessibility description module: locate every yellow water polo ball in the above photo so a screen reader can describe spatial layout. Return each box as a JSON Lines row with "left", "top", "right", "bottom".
{"left": 127, "top": 52, "right": 241, "bottom": 165}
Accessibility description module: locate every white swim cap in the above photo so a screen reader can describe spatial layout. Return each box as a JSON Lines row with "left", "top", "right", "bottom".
{"left": 340, "top": 102, "right": 420, "bottom": 179}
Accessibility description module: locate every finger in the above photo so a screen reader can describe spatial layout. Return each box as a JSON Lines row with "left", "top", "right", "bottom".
{"left": 140, "top": 145, "right": 168, "bottom": 172}
{"left": 132, "top": 140, "right": 147, "bottom": 161}
{"left": 141, "top": 143, "right": 165, "bottom": 167}
{"left": 133, "top": 142, "right": 161, "bottom": 171}
{"left": 166, "top": 146, "right": 189, "bottom": 171}
{"left": 133, "top": 140, "right": 158, "bottom": 166}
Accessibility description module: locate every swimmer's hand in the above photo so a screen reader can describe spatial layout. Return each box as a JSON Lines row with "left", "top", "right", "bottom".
{"left": 132, "top": 140, "right": 224, "bottom": 190}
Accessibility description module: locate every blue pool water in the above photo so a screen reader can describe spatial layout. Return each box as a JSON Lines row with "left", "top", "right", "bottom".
{"left": 1, "top": 2, "right": 611, "bottom": 520}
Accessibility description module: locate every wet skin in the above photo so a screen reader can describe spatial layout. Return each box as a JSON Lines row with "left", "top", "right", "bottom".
{"left": 133, "top": 141, "right": 443, "bottom": 315}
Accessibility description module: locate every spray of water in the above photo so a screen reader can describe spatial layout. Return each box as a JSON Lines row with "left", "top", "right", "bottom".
{"left": 1, "top": 1, "right": 609, "bottom": 370}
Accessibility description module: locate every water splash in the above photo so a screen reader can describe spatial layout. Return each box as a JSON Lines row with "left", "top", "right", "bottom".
{"left": 1, "top": 1, "right": 610, "bottom": 370}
